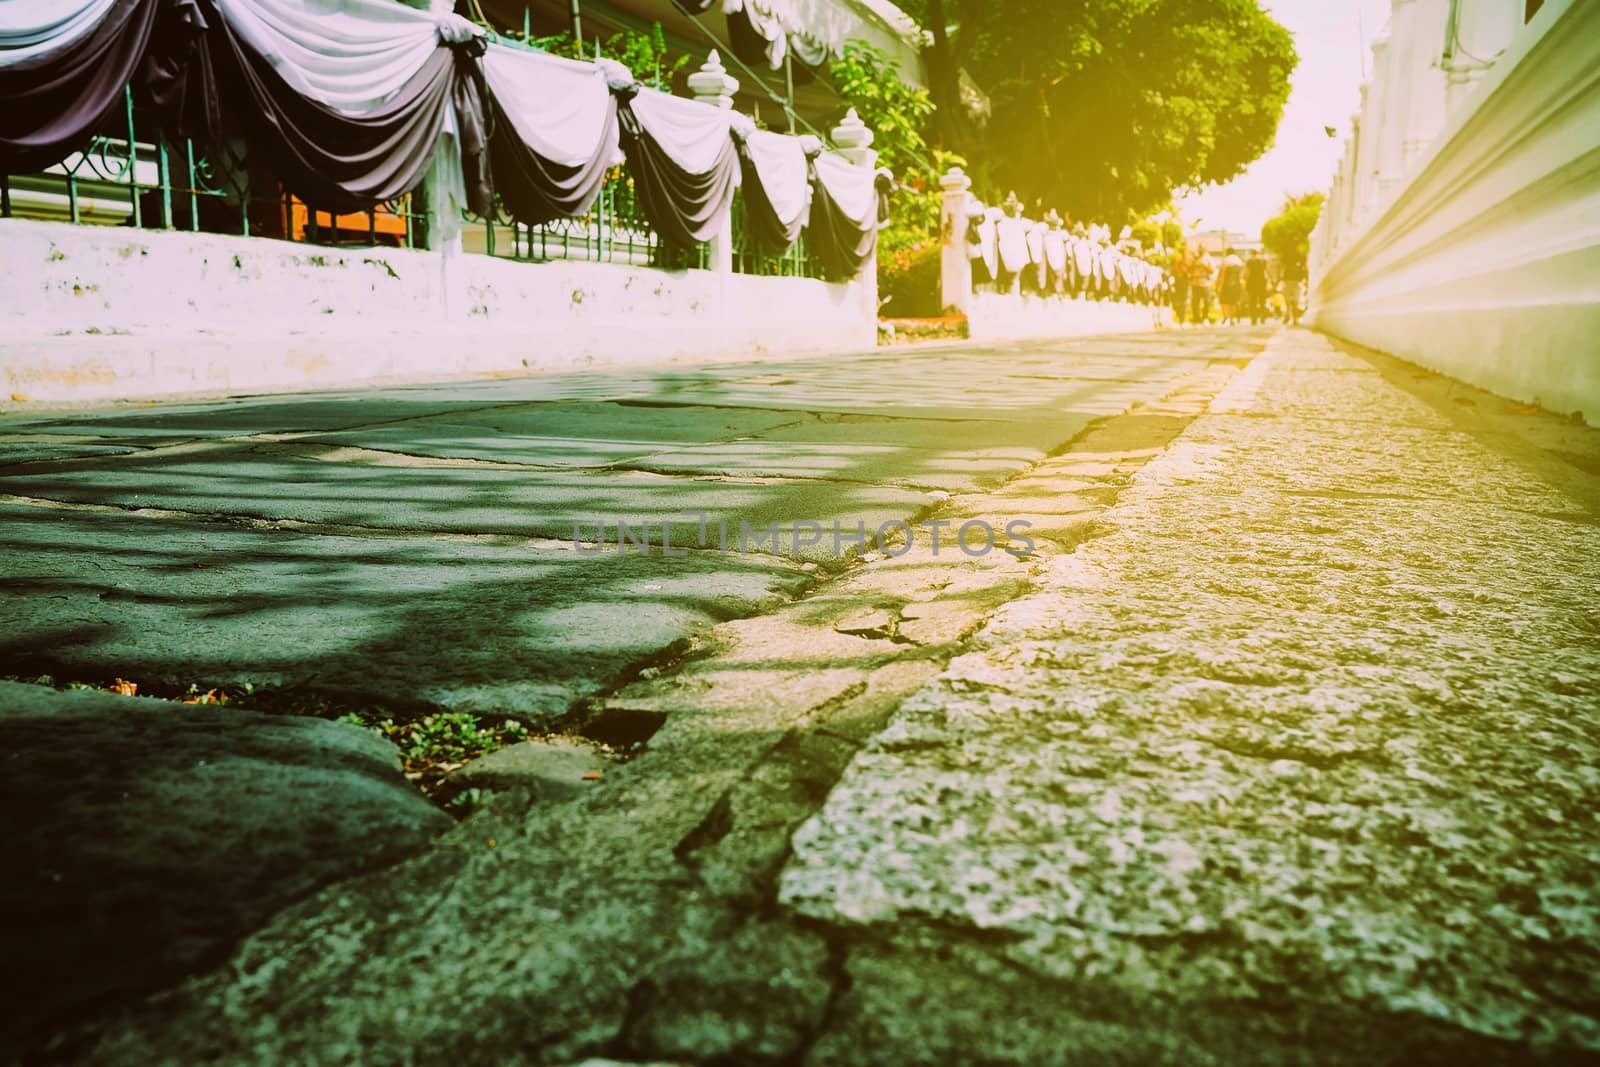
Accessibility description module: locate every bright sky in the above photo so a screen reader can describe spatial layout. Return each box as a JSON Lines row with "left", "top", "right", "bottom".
{"left": 1174, "top": 0, "right": 1392, "bottom": 238}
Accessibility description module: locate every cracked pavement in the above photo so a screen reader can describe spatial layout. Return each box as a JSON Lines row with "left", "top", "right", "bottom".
{"left": 3, "top": 328, "right": 1598, "bottom": 1064}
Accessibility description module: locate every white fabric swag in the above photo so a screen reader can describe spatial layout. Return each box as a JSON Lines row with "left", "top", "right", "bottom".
{"left": 742, "top": 128, "right": 810, "bottom": 230}
{"left": 483, "top": 43, "right": 620, "bottom": 169}
{"left": 1072, "top": 238, "right": 1095, "bottom": 278}
{"left": 811, "top": 150, "right": 876, "bottom": 227}
{"left": 213, "top": 0, "right": 473, "bottom": 113}
{"left": 1024, "top": 223, "right": 1045, "bottom": 268}
{"left": 1044, "top": 230, "right": 1068, "bottom": 275}
{"left": 969, "top": 207, "right": 998, "bottom": 280}
{"left": 996, "top": 216, "right": 1029, "bottom": 274}
{"left": 628, "top": 87, "right": 736, "bottom": 176}
{"left": 722, "top": 0, "right": 853, "bottom": 69}
{"left": 0, "top": 0, "right": 116, "bottom": 63}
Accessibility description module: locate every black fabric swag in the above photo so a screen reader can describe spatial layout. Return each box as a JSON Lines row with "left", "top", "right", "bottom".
{"left": 187, "top": 0, "right": 482, "bottom": 214}
{"left": 0, "top": 0, "right": 163, "bottom": 173}
{"left": 485, "top": 85, "right": 617, "bottom": 226}
{"left": 735, "top": 139, "right": 802, "bottom": 253}
{"left": 808, "top": 165, "right": 878, "bottom": 280}
{"left": 616, "top": 93, "right": 738, "bottom": 249}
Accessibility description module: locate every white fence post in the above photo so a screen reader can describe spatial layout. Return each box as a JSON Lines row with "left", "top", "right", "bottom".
{"left": 939, "top": 167, "right": 972, "bottom": 316}
{"left": 689, "top": 51, "right": 739, "bottom": 274}
{"left": 831, "top": 109, "right": 880, "bottom": 327}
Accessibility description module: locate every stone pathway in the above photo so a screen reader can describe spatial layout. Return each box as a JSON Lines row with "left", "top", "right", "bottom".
{"left": 10, "top": 328, "right": 1599, "bottom": 1064}
{"left": 781, "top": 331, "right": 1600, "bottom": 1061}
{"left": 0, "top": 333, "right": 1237, "bottom": 719}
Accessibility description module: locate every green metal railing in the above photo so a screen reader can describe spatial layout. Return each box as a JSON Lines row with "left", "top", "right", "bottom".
{"left": 730, "top": 195, "right": 823, "bottom": 278}
{"left": 467, "top": 166, "right": 665, "bottom": 266}
{"left": 0, "top": 85, "right": 427, "bottom": 248}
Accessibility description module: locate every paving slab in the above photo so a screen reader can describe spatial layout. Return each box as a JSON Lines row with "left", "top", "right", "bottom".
{"left": 0, "top": 503, "right": 808, "bottom": 717}
{"left": 0, "top": 681, "right": 449, "bottom": 1051}
{"left": 304, "top": 401, "right": 808, "bottom": 468}
{"left": 38, "top": 333, "right": 1250, "bottom": 1067}
{"left": 781, "top": 332, "right": 1600, "bottom": 1060}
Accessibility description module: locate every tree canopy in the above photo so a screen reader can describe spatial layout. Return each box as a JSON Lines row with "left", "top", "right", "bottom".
{"left": 1260, "top": 192, "right": 1325, "bottom": 277}
{"left": 898, "top": 0, "right": 1297, "bottom": 224}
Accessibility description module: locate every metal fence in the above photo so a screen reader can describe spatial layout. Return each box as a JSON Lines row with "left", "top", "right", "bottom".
{"left": 730, "top": 195, "right": 823, "bottom": 279}
{"left": 464, "top": 168, "right": 827, "bottom": 279}
{"left": 3, "top": 84, "right": 826, "bottom": 280}
{"left": 0, "top": 86, "right": 426, "bottom": 248}
{"left": 464, "top": 165, "right": 664, "bottom": 266}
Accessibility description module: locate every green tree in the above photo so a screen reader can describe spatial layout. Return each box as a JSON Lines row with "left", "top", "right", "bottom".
{"left": 527, "top": 22, "right": 689, "bottom": 90}
{"left": 1260, "top": 192, "right": 1325, "bottom": 277}
{"left": 829, "top": 40, "right": 936, "bottom": 179}
{"left": 900, "top": 0, "right": 1296, "bottom": 223}
{"left": 829, "top": 41, "right": 956, "bottom": 316}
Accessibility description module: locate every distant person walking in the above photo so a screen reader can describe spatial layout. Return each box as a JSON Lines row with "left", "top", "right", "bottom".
{"left": 1217, "top": 248, "right": 1245, "bottom": 325}
{"left": 1245, "top": 249, "right": 1269, "bottom": 325}
{"left": 1189, "top": 252, "right": 1215, "bottom": 325}
{"left": 1280, "top": 256, "right": 1306, "bottom": 325}
{"left": 1169, "top": 248, "right": 1192, "bottom": 326}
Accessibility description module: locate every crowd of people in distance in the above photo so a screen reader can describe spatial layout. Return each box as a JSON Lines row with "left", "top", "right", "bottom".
{"left": 1168, "top": 245, "right": 1307, "bottom": 327}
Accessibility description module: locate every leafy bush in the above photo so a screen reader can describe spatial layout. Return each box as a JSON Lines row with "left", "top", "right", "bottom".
{"left": 828, "top": 41, "right": 960, "bottom": 317}
{"left": 519, "top": 23, "right": 690, "bottom": 91}
{"left": 880, "top": 239, "right": 943, "bottom": 318}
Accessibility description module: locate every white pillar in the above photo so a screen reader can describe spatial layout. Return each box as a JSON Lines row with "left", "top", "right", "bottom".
{"left": 1445, "top": 0, "right": 1523, "bottom": 115}
{"left": 939, "top": 167, "right": 973, "bottom": 315}
{"left": 831, "top": 108, "right": 878, "bottom": 169}
{"left": 1385, "top": 0, "right": 1422, "bottom": 171}
{"left": 1353, "top": 79, "right": 1378, "bottom": 225}
{"left": 1340, "top": 142, "right": 1356, "bottom": 240}
{"left": 1368, "top": 35, "right": 1404, "bottom": 211}
{"left": 831, "top": 109, "right": 880, "bottom": 323}
{"left": 688, "top": 51, "right": 739, "bottom": 274}
{"left": 1325, "top": 154, "right": 1346, "bottom": 256}
{"left": 1403, "top": 0, "right": 1453, "bottom": 171}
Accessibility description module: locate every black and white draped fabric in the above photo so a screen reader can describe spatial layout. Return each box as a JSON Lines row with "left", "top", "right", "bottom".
{"left": 719, "top": 0, "right": 850, "bottom": 72}
{"left": 725, "top": 1, "right": 787, "bottom": 71}
{"left": 1025, "top": 222, "right": 1046, "bottom": 289}
{"left": 192, "top": 0, "right": 483, "bottom": 213}
{"left": 808, "top": 149, "right": 878, "bottom": 279}
{"left": 967, "top": 204, "right": 997, "bottom": 283}
{"left": 1071, "top": 238, "right": 1094, "bottom": 293}
{"left": 2, "top": 0, "right": 884, "bottom": 283}
{"left": 995, "top": 214, "right": 1029, "bottom": 277}
{"left": 214, "top": 0, "right": 462, "bottom": 111}
{"left": 483, "top": 43, "right": 619, "bottom": 224}
{"left": 618, "top": 86, "right": 739, "bottom": 248}
{"left": 0, "top": 0, "right": 491, "bottom": 213}
{"left": 0, "top": 0, "right": 164, "bottom": 172}
{"left": 1044, "top": 229, "right": 1068, "bottom": 291}
{"left": 736, "top": 127, "right": 809, "bottom": 253}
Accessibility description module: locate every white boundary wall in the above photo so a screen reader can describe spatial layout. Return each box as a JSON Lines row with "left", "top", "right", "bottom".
{"left": 1307, "top": 0, "right": 1600, "bottom": 423}
{"left": 0, "top": 219, "right": 876, "bottom": 403}
{"left": 937, "top": 168, "right": 1171, "bottom": 342}
{"left": 964, "top": 290, "right": 1166, "bottom": 343}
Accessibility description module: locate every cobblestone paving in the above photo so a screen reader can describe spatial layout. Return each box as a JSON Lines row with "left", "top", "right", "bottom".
{"left": 781, "top": 332, "right": 1600, "bottom": 1059}
{"left": 22, "top": 330, "right": 1600, "bottom": 1065}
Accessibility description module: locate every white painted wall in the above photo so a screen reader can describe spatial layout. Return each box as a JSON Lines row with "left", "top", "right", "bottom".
{"left": 1308, "top": 0, "right": 1600, "bottom": 424}
{"left": 0, "top": 218, "right": 876, "bottom": 403}
{"left": 965, "top": 291, "right": 1167, "bottom": 344}
{"left": 936, "top": 169, "right": 1170, "bottom": 342}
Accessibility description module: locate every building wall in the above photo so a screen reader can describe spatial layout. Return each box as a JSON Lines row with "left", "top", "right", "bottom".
{"left": 1308, "top": 0, "right": 1599, "bottom": 424}
{"left": 0, "top": 218, "right": 876, "bottom": 403}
